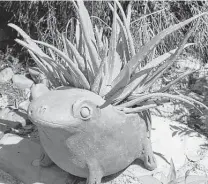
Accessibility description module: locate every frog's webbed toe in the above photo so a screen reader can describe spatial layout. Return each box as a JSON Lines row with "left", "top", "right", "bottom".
{"left": 86, "top": 159, "right": 103, "bottom": 184}
{"left": 32, "top": 148, "right": 54, "bottom": 167}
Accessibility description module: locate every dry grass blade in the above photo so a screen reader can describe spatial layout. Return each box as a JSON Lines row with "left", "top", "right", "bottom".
{"left": 159, "top": 70, "right": 197, "bottom": 92}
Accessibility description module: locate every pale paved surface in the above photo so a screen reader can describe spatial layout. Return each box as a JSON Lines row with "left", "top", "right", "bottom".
{"left": 0, "top": 115, "right": 208, "bottom": 184}
{"left": 0, "top": 133, "right": 70, "bottom": 184}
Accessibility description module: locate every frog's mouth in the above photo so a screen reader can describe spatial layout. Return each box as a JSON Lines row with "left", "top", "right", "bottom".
{"left": 29, "top": 116, "right": 82, "bottom": 133}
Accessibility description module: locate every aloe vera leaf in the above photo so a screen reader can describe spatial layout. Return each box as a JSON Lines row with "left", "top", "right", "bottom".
{"left": 130, "top": 14, "right": 205, "bottom": 73}
{"left": 112, "top": 13, "right": 206, "bottom": 92}
{"left": 159, "top": 70, "right": 197, "bottom": 92}
{"left": 62, "top": 33, "right": 72, "bottom": 59}
{"left": 91, "top": 56, "right": 107, "bottom": 94}
{"left": 48, "top": 48, "right": 56, "bottom": 60}
{"left": 33, "top": 40, "right": 90, "bottom": 89}
{"left": 64, "top": 36, "right": 86, "bottom": 72}
{"left": 94, "top": 25, "right": 103, "bottom": 53}
{"left": 109, "top": 68, "right": 151, "bottom": 105}
{"left": 91, "top": 44, "right": 108, "bottom": 93}
{"left": 115, "top": 0, "right": 135, "bottom": 56}
{"left": 17, "top": 38, "right": 86, "bottom": 88}
{"left": 78, "top": 24, "right": 83, "bottom": 54}
{"left": 105, "top": 65, "right": 130, "bottom": 99}
{"left": 75, "top": 19, "right": 80, "bottom": 47}
{"left": 58, "top": 72, "right": 68, "bottom": 86}
{"left": 28, "top": 51, "right": 59, "bottom": 87}
{"left": 45, "top": 64, "right": 61, "bottom": 87}
{"left": 136, "top": 21, "right": 199, "bottom": 93}
{"left": 126, "top": 1, "right": 133, "bottom": 28}
{"left": 72, "top": 0, "right": 100, "bottom": 73}
{"left": 119, "top": 93, "right": 208, "bottom": 112}
{"left": 143, "top": 43, "right": 195, "bottom": 71}
{"left": 111, "top": 53, "right": 122, "bottom": 82}
{"left": 42, "top": 57, "right": 79, "bottom": 88}
{"left": 108, "top": 2, "right": 131, "bottom": 61}
{"left": 8, "top": 23, "right": 46, "bottom": 54}
{"left": 73, "top": 1, "right": 95, "bottom": 43}
{"left": 117, "top": 21, "right": 130, "bottom": 66}
{"left": 15, "top": 39, "right": 55, "bottom": 71}
{"left": 106, "top": 2, "right": 118, "bottom": 85}
{"left": 103, "top": 67, "right": 151, "bottom": 106}
{"left": 137, "top": 21, "right": 198, "bottom": 94}
{"left": 100, "top": 87, "right": 123, "bottom": 109}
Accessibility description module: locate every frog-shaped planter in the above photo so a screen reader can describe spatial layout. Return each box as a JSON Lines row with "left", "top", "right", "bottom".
{"left": 28, "top": 87, "right": 156, "bottom": 184}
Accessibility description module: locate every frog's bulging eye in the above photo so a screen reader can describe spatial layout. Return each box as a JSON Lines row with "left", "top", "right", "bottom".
{"left": 80, "top": 106, "right": 91, "bottom": 120}
{"left": 72, "top": 98, "right": 100, "bottom": 120}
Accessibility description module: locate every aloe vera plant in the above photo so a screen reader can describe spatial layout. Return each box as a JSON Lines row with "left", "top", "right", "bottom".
{"left": 8, "top": 1, "right": 208, "bottom": 113}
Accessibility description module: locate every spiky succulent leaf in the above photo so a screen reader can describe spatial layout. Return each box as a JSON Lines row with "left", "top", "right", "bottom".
{"left": 106, "top": 2, "right": 118, "bottom": 85}
{"left": 109, "top": 12, "right": 206, "bottom": 96}
{"left": 33, "top": 40, "right": 90, "bottom": 89}
{"left": 118, "top": 92, "right": 208, "bottom": 113}
{"left": 115, "top": 0, "right": 135, "bottom": 56}
{"left": 72, "top": 0, "right": 100, "bottom": 74}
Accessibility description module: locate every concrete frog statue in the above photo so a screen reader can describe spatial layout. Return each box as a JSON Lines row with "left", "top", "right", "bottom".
{"left": 28, "top": 85, "right": 156, "bottom": 184}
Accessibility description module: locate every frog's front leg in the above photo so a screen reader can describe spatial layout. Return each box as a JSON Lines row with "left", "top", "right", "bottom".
{"left": 142, "top": 136, "right": 157, "bottom": 171}
{"left": 32, "top": 146, "right": 54, "bottom": 167}
{"left": 86, "top": 159, "right": 103, "bottom": 184}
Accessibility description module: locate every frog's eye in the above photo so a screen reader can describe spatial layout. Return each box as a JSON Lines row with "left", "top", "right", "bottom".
{"left": 79, "top": 106, "right": 92, "bottom": 120}
{"left": 72, "top": 98, "right": 100, "bottom": 121}
{"left": 80, "top": 106, "right": 91, "bottom": 119}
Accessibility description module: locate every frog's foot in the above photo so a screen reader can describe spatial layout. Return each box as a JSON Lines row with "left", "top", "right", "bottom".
{"left": 32, "top": 151, "right": 54, "bottom": 167}
{"left": 142, "top": 138, "right": 157, "bottom": 171}
{"left": 86, "top": 159, "right": 103, "bottom": 184}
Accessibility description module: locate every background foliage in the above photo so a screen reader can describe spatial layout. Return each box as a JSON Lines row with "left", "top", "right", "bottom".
{"left": 1, "top": 1, "right": 208, "bottom": 63}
